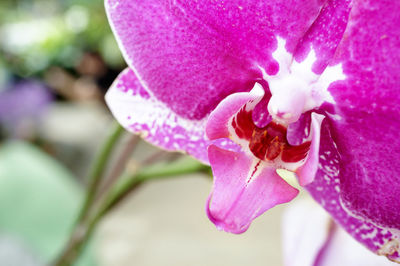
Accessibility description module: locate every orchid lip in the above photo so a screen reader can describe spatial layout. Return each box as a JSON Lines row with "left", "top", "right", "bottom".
{"left": 248, "top": 121, "right": 311, "bottom": 163}
{"left": 204, "top": 84, "right": 324, "bottom": 234}
{"left": 226, "top": 85, "right": 319, "bottom": 173}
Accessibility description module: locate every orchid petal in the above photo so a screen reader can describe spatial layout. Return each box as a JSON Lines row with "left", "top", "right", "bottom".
{"left": 106, "top": 0, "right": 328, "bottom": 119}
{"left": 106, "top": 68, "right": 210, "bottom": 163}
{"left": 324, "top": 0, "right": 400, "bottom": 232}
{"left": 306, "top": 122, "right": 400, "bottom": 262}
{"left": 206, "top": 83, "right": 264, "bottom": 141}
{"left": 282, "top": 197, "right": 334, "bottom": 266}
{"left": 207, "top": 145, "right": 298, "bottom": 234}
{"left": 322, "top": 227, "right": 397, "bottom": 266}
{"left": 293, "top": 0, "right": 352, "bottom": 74}
{"left": 296, "top": 113, "right": 324, "bottom": 186}
{"left": 283, "top": 197, "right": 396, "bottom": 266}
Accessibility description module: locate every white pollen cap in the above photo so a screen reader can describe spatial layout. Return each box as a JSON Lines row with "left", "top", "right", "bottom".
{"left": 267, "top": 76, "right": 307, "bottom": 124}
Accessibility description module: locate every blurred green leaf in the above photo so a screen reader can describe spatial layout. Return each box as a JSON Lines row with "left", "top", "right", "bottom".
{"left": 0, "top": 141, "right": 95, "bottom": 266}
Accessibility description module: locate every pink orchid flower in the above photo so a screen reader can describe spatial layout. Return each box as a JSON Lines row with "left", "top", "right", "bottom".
{"left": 104, "top": 0, "right": 400, "bottom": 261}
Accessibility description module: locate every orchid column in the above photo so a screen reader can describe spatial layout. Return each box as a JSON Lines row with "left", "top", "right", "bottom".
{"left": 105, "top": 0, "right": 400, "bottom": 262}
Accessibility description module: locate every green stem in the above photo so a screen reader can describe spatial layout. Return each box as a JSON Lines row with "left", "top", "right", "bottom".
{"left": 52, "top": 122, "right": 124, "bottom": 266}
{"left": 75, "top": 122, "right": 124, "bottom": 224}
{"left": 97, "top": 135, "right": 140, "bottom": 199}
{"left": 102, "top": 157, "right": 210, "bottom": 214}
{"left": 53, "top": 158, "right": 210, "bottom": 266}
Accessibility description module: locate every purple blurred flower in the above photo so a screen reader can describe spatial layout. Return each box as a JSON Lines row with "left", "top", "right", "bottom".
{"left": 0, "top": 80, "right": 52, "bottom": 136}
{"left": 104, "top": 0, "right": 400, "bottom": 261}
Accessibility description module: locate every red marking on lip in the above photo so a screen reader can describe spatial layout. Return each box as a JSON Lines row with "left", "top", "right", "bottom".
{"left": 232, "top": 108, "right": 311, "bottom": 163}
{"left": 232, "top": 107, "right": 255, "bottom": 140}
{"left": 282, "top": 141, "right": 311, "bottom": 162}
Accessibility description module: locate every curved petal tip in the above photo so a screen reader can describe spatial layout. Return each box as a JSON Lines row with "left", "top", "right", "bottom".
{"left": 206, "top": 145, "right": 298, "bottom": 234}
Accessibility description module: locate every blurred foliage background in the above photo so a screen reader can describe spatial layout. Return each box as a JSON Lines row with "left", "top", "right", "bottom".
{"left": 0, "top": 0, "right": 126, "bottom": 172}
{"left": 0, "top": 0, "right": 126, "bottom": 141}
{"left": 0, "top": 0, "right": 124, "bottom": 78}
{"left": 0, "top": 0, "right": 125, "bottom": 265}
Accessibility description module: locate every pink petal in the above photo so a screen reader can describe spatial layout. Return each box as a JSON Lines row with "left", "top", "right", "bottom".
{"left": 322, "top": 227, "right": 397, "bottom": 266}
{"left": 106, "top": 68, "right": 233, "bottom": 163}
{"left": 294, "top": 0, "right": 352, "bottom": 74}
{"left": 324, "top": 0, "right": 400, "bottom": 232}
{"left": 296, "top": 113, "right": 324, "bottom": 186}
{"left": 306, "top": 122, "right": 400, "bottom": 262}
{"left": 282, "top": 198, "right": 334, "bottom": 266}
{"left": 206, "top": 84, "right": 264, "bottom": 140}
{"left": 106, "top": 0, "right": 328, "bottom": 120}
{"left": 283, "top": 198, "right": 397, "bottom": 266}
{"left": 206, "top": 145, "right": 298, "bottom": 234}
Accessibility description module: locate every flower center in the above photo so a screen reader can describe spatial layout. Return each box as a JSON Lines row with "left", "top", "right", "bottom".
{"left": 230, "top": 98, "right": 312, "bottom": 164}
{"left": 248, "top": 121, "right": 311, "bottom": 163}
{"left": 260, "top": 38, "right": 345, "bottom": 126}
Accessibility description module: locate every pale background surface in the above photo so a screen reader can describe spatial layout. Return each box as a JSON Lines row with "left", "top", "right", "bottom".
{"left": 97, "top": 175, "right": 287, "bottom": 266}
